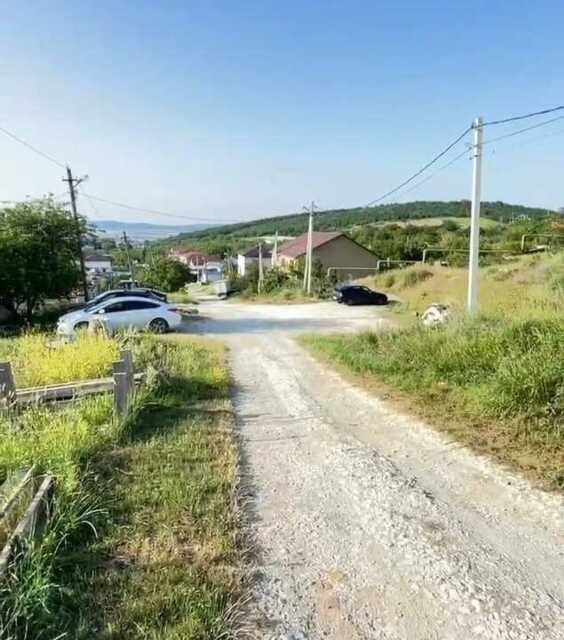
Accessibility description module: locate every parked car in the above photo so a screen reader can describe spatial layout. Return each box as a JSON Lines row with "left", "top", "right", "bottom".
{"left": 333, "top": 285, "right": 388, "bottom": 306}
{"left": 80, "top": 288, "right": 168, "bottom": 312}
{"left": 57, "top": 296, "right": 182, "bottom": 335}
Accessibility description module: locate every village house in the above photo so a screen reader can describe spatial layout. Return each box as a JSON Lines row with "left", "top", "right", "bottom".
{"left": 276, "top": 231, "right": 378, "bottom": 279}
{"left": 237, "top": 245, "right": 273, "bottom": 276}
{"left": 84, "top": 254, "right": 113, "bottom": 274}
{"left": 169, "top": 248, "right": 225, "bottom": 282}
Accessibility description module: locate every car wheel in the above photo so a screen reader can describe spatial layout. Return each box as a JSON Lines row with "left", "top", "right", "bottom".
{"left": 344, "top": 299, "right": 353, "bottom": 306}
{"left": 148, "top": 317, "right": 169, "bottom": 334}
{"left": 74, "top": 321, "right": 89, "bottom": 332}
{"left": 374, "top": 294, "right": 388, "bottom": 305}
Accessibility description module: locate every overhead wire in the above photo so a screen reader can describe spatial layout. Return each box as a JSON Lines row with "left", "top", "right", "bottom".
{"left": 0, "top": 125, "right": 67, "bottom": 169}
{"left": 365, "top": 126, "right": 472, "bottom": 207}
{"left": 392, "top": 147, "right": 470, "bottom": 199}
{"left": 79, "top": 190, "right": 240, "bottom": 224}
{"left": 481, "top": 104, "right": 564, "bottom": 127}
{"left": 483, "top": 114, "right": 564, "bottom": 146}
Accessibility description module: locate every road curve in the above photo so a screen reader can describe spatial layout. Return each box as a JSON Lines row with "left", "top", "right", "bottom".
{"left": 188, "top": 301, "right": 564, "bottom": 640}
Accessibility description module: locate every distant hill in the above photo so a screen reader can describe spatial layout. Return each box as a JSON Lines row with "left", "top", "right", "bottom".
{"left": 159, "top": 201, "right": 555, "bottom": 248}
{"left": 91, "top": 219, "right": 214, "bottom": 242}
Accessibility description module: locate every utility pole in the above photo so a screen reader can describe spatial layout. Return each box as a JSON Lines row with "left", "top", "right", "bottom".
{"left": 467, "top": 117, "right": 483, "bottom": 313}
{"left": 302, "top": 201, "right": 316, "bottom": 294}
{"left": 258, "top": 241, "right": 264, "bottom": 293}
{"left": 63, "top": 166, "right": 89, "bottom": 301}
{"left": 272, "top": 231, "right": 278, "bottom": 267}
{"left": 122, "top": 231, "right": 135, "bottom": 283}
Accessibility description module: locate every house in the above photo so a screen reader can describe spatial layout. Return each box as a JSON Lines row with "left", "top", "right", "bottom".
{"left": 237, "top": 245, "right": 273, "bottom": 276}
{"left": 169, "top": 249, "right": 224, "bottom": 282}
{"left": 168, "top": 249, "right": 206, "bottom": 268}
{"left": 84, "top": 254, "right": 113, "bottom": 274}
{"left": 277, "top": 231, "right": 379, "bottom": 279}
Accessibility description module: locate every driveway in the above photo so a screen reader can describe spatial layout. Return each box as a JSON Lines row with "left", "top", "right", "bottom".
{"left": 187, "top": 300, "right": 564, "bottom": 640}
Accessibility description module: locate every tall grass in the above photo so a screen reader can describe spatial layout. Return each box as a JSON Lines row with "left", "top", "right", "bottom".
{"left": 303, "top": 315, "right": 564, "bottom": 488}
{"left": 367, "top": 252, "right": 564, "bottom": 318}
{"left": 0, "top": 333, "right": 120, "bottom": 388}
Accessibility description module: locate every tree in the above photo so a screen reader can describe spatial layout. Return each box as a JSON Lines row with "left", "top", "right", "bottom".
{"left": 0, "top": 199, "right": 86, "bottom": 323}
{"left": 139, "top": 256, "right": 190, "bottom": 292}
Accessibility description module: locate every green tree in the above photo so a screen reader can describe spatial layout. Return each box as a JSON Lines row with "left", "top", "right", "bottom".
{"left": 139, "top": 256, "right": 190, "bottom": 292}
{"left": 0, "top": 199, "right": 85, "bottom": 323}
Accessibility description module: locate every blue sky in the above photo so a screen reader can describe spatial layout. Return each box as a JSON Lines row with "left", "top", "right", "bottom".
{"left": 1, "top": 1, "right": 563, "bottom": 224}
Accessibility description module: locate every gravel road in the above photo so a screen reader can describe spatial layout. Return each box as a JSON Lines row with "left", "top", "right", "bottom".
{"left": 189, "top": 301, "right": 564, "bottom": 640}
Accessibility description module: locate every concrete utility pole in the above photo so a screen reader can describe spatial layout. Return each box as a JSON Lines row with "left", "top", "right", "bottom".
{"left": 122, "top": 231, "right": 135, "bottom": 283}
{"left": 467, "top": 117, "right": 483, "bottom": 313}
{"left": 302, "top": 201, "right": 316, "bottom": 294}
{"left": 258, "top": 242, "right": 264, "bottom": 293}
{"left": 272, "top": 231, "right": 278, "bottom": 267}
{"left": 63, "top": 166, "right": 89, "bottom": 301}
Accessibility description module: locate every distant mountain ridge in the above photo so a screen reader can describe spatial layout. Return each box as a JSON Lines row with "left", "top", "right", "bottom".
{"left": 91, "top": 219, "right": 213, "bottom": 241}
{"left": 159, "top": 200, "right": 556, "bottom": 247}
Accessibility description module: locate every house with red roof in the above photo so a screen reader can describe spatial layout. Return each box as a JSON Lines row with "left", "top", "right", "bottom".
{"left": 276, "top": 231, "right": 379, "bottom": 278}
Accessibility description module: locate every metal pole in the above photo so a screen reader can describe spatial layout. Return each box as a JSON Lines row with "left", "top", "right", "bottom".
{"left": 122, "top": 231, "right": 135, "bottom": 283}
{"left": 467, "top": 117, "right": 483, "bottom": 313}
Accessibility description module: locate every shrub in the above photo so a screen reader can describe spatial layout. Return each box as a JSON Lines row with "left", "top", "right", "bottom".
{"left": 401, "top": 268, "right": 434, "bottom": 288}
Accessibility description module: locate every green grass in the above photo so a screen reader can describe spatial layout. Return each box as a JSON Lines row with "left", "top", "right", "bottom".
{"left": 237, "top": 286, "right": 320, "bottom": 304}
{"left": 168, "top": 290, "right": 197, "bottom": 304}
{"left": 0, "top": 335, "right": 241, "bottom": 639}
{"left": 303, "top": 316, "right": 564, "bottom": 490}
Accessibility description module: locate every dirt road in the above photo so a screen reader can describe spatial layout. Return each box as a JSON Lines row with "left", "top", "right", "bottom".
{"left": 190, "top": 301, "right": 564, "bottom": 640}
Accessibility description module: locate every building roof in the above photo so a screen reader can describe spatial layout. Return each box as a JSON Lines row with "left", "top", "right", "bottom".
{"left": 241, "top": 245, "right": 273, "bottom": 259}
{"left": 84, "top": 254, "right": 112, "bottom": 262}
{"left": 277, "top": 232, "right": 343, "bottom": 258}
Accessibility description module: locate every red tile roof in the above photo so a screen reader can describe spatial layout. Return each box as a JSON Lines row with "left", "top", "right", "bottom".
{"left": 278, "top": 231, "right": 343, "bottom": 258}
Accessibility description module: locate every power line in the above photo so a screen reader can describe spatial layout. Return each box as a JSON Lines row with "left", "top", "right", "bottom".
{"left": 365, "top": 125, "right": 472, "bottom": 206}
{"left": 483, "top": 114, "right": 564, "bottom": 146}
{"left": 0, "top": 125, "right": 66, "bottom": 169}
{"left": 393, "top": 147, "right": 470, "bottom": 199}
{"left": 80, "top": 191, "right": 240, "bottom": 224}
{"left": 482, "top": 104, "right": 564, "bottom": 127}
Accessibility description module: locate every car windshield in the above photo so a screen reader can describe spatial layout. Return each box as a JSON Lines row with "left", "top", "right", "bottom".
{"left": 83, "top": 295, "right": 109, "bottom": 311}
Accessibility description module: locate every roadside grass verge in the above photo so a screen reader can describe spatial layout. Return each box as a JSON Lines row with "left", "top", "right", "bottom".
{"left": 237, "top": 287, "right": 319, "bottom": 304}
{"left": 302, "top": 316, "right": 564, "bottom": 490}
{"left": 0, "top": 335, "right": 241, "bottom": 639}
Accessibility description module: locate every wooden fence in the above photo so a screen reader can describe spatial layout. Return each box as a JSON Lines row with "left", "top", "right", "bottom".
{"left": 0, "top": 349, "right": 140, "bottom": 581}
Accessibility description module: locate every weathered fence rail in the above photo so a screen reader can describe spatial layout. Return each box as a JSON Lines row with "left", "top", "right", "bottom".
{"left": 0, "top": 349, "right": 140, "bottom": 409}
{"left": 0, "top": 469, "right": 54, "bottom": 580}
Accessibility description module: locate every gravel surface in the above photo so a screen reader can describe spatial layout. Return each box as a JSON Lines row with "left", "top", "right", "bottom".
{"left": 189, "top": 301, "right": 564, "bottom": 640}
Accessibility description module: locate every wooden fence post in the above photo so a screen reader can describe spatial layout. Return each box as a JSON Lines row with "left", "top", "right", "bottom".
{"left": 119, "top": 350, "right": 134, "bottom": 397}
{"left": 0, "top": 362, "right": 16, "bottom": 407}
{"left": 113, "top": 360, "right": 128, "bottom": 417}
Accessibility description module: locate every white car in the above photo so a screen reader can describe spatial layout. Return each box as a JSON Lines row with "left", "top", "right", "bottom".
{"left": 57, "top": 296, "right": 182, "bottom": 336}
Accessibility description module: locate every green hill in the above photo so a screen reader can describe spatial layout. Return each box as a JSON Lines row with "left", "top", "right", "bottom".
{"left": 159, "top": 200, "right": 553, "bottom": 250}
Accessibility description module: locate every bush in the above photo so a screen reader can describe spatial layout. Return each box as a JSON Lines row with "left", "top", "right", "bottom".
{"left": 401, "top": 268, "right": 434, "bottom": 288}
